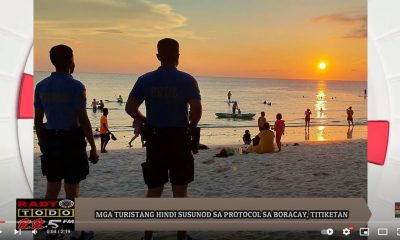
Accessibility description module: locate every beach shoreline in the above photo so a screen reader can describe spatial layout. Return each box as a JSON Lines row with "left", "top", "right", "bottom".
{"left": 33, "top": 125, "right": 367, "bottom": 153}
{"left": 33, "top": 136, "right": 366, "bottom": 240}
{"left": 34, "top": 139, "right": 367, "bottom": 199}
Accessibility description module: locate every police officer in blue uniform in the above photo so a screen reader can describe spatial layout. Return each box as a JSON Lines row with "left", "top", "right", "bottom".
{"left": 34, "top": 45, "right": 99, "bottom": 200}
{"left": 126, "top": 38, "right": 202, "bottom": 240}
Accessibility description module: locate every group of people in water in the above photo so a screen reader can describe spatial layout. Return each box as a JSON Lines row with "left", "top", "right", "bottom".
{"left": 91, "top": 95, "right": 124, "bottom": 113}
{"left": 227, "top": 91, "right": 271, "bottom": 113}
{"left": 91, "top": 99, "right": 104, "bottom": 113}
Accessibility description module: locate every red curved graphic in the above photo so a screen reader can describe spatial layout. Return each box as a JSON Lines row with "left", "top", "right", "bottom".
{"left": 18, "top": 73, "right": 34, "bottom": 119}
{"left": 368, "top": 120, "right": 390, "bottom": 165}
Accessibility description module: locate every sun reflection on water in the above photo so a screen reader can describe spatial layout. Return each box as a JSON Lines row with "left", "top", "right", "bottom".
{"left": 316, "top": 126, "right": 326, "bottom": 141}
{"left": 315, "top": 81, "right": 327, "bottom": 119}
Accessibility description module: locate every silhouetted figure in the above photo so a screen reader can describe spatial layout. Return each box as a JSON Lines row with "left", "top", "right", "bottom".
{"left": 98, "top": 100, "right": 104, "bottom": 110}
{"left": 34, "top": 44, "right": 98, "bottom": 200}
{"left": 117, "top": 95, "right": 123, "bottom": 103}
{"left": 305, "top": 108, "right": 312, "bottom": 129}
{"left": 92, "top": 98, "right": 97, "bottom": 113}
{"left": 125, "top": 38, "right": 202, "bottom": 240}
{"left": 128, "top": 119, "right": 145, "bottom": 148}
{"left": 347, "top": 106, "right": 354, "bottom": 127}
{"left": 243, "top": 130, "right": 251, "bottom": 145}
{"left": 274, "top": 113, "right": 285, "bottom": 152}
{"left": 100, "top": 108, "right": 111, "bottom": 153}
{"left": 232, "top": 101, "right": 238, "bottom": 114}
{"left": 258, "top": 112, "right": 267, "bottom": 131}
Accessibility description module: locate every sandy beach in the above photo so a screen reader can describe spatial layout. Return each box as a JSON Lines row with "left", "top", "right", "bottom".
{"left": 34, "top": 136, "right": 366, "bottom": 240}
{"left": 34, "top": 139, "right": 367, "bottom": 198}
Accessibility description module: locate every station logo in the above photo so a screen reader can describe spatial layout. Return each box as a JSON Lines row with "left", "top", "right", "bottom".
{"left": 16, "top": 199, "right": 75, "bottom": 233}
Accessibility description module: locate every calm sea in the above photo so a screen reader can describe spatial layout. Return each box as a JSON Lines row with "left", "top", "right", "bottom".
{"left": 34, "top": 71, "right": 367, "bottom": 144}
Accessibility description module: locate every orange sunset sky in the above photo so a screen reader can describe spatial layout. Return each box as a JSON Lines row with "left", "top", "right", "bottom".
{"left": 35, "top": 0, "right": 366, "bottom": 81}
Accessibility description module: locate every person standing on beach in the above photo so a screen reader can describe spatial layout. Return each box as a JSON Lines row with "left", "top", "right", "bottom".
{"left": 91, "top": 98, "right": 97, "bottom": 113}
{"left": 34, "top": 45, "right": 99, "bottom": 199}
{"left": 128, "top": 119, "right": 144, "bottom": 148}
{"left": 347, "top": 106, "right": 354, "bottom": 127}
{"left": 305, "top": 108, "right": 312, "bottom": 129}
{"left": 274, "top": 113, "right": 285, "bottom": 152}
{"left": 258, "top": 112, "right": 267, "bottom": 131}
{"left": 125, "top": 38, "right": 202, "bottom": 240}
{"left": 100, "top": 108, "right": 111, "bottom": 153}
{"left": 227, "top": 91, "right": 232, "bottom": 102}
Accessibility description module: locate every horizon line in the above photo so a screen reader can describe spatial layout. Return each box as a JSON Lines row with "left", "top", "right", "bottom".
{"left": 34, "top": 70, "right": 367, "bottom": 82}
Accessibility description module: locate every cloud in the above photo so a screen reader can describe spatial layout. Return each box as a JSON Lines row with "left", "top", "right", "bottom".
{"left": 35, "top": 0, "right": 193, "bottom": 39}
{"left": 96, "top": 29, "right": 124, "bottom": 34}
{"left": 312, "top": 14, "right": 366, "bottom": 24}
{"left": 312, "top": 14, "right": 367, "bottom": 39}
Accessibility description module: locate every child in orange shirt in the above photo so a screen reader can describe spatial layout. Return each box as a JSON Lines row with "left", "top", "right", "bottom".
{"left": 100, "top": 108, "right": 111, "bottom": 153}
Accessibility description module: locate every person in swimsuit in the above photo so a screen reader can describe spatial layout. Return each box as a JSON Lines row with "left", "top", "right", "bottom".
{"left": 274, "top": 113, "right": 285, "bottom": 152}
{"left": 347, "top": 106, "right": 354, "bottom": 127}
{"left": 91, "top": 98, "right": 97, "bottom": 113}
{"left": 305, "top": 108, "right": 312, "bottom": 129}
{"left": 258, "top": 112, "right": 267, "bottom": 131}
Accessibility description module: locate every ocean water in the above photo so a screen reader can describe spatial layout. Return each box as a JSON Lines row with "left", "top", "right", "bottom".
{"left": 34, "top": 71, "right": 367, "bottom": 145}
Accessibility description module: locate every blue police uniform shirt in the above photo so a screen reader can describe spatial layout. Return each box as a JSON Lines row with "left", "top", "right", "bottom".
{"left": 129, "top": 66, "right": 201, "bottom": 128}
{"left": 34, "top": 72, "right": 87, "bottom": 130}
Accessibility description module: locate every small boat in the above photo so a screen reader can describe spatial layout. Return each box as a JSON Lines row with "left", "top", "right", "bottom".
{"left": 215, "top": 113, "right": 256, "bottom": 119}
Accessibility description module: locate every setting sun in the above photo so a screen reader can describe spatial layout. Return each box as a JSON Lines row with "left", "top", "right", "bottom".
{"left": 318, "top": 62, "right": 327, "bottom": 70}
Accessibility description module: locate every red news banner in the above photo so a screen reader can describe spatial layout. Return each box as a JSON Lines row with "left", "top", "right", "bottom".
{"left": 16, "top": 199, "right": 75, "bottom": 234}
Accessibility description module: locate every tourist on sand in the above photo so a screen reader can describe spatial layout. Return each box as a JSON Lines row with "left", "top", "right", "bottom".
{"left": 305, "top": 108, "right": 312, "bottom": 129}
{"left": 274, "top": 113, "right": 285, "bottom": 152}
{"left": 92, "top": 98, "right": 97, "bottom": 113}
{"left": 232, "top": 101, "right": 238, "bottom": 114}
{"left": 227, "top": 91, "right": 232, "bottom": 102}
{"left": 258, "top": 112, "right": 267, "bottom": 131}
{"left": 117, "top": 95, "right": 123, "bottom": 103}
{"left": 100, "top": 108, "right": 111, "bottom": 153}
{"left": 242, "top": 130, "right": 251, "bottom": 145}
{"left": 34, "top": 44, "right": 99, "bottom": 200}
{"left": 125, "top": 38, "right": 202, "bottom": 240}
{"left": 247, "top": 122, "right": 275, "bottom": 153}
{"left": 346, "top": 106, "right": 354, "bottom": 127}
{"left": 128, "top": 119, "right": 145, "bottom": 148}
